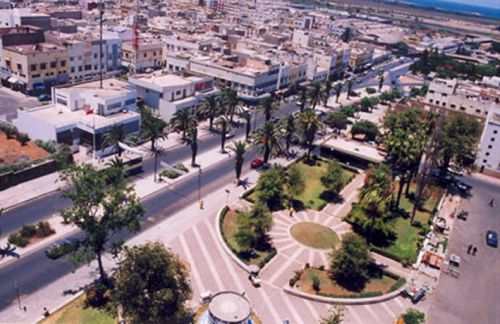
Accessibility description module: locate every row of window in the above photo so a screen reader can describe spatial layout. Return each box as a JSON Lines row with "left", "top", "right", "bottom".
{"left": 30, "top": 61, "right": 66, "bottom": 71}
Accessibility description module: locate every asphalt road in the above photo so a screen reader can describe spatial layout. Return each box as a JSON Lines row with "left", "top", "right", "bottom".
{"left": 0, "top": 87, "right": 38, "bottom": 122}
{"left": 428, "top": 175, "right": 500, "bottom": 324}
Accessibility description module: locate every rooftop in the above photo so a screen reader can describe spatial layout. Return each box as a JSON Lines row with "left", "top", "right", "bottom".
{"left": 208, "top": 291, "right": 252, "bottom": 322}
{"left": 57, "top": 78, "right": 135, "bottom": 100}
{"left": 4, "top": 42, "right": 66, "bottom": 54}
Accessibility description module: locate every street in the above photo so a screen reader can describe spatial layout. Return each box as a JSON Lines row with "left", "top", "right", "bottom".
{"left": 428, "top": 175, "right": 500, "bottom": 324}
{"left": 0, "top": 87, "right": 38, "bottom": 122}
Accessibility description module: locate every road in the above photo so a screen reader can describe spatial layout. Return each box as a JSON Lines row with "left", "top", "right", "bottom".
{"left": 428, "top": 175, "right": 500, "bottom": 324}
{"left": 0, "top": 87, "right": 38, "bottom": 122}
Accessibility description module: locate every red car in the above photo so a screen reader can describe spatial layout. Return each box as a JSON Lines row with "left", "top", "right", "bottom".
{"left": 251, "top": 158, "right": 264, "bottom": 169}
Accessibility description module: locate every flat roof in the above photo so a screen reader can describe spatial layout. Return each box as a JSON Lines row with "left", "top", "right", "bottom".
{"left": 58, "top": 78, "right": 134, "bottom": 100}
{"left": 208, "top": 291, "right": 251, "bottom": 322}
{"left": 321, "top": 137, "right": 385, "bottom": 163}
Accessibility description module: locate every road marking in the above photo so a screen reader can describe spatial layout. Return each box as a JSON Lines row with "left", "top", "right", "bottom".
{"left": 179, "top": 234, "right": 206, "bottom": 293}
{"left": 268, "top": 247, "right": 304, "bottom": 285}
{"left": 281, "top": 292, "right": 306, "bottom": 324}
{"left": 276, "top": 213, "right": 295, "bottom": 225}
{"left": 363, "top": 305, "right": 382, "bottom": 323}
{"left": 394, "top": 297, "right": 406, "bottom": 309}
{"left": 304, "top": 299, "right": 321, "bottom": 321}
{"left": 203, "top": 220, "right": 246, "bottom": 293}
{"left": 257, "top": 284, "right": 285, "bottom": 324}
{"left": 278, "top": 241, "right": 297, "bottom": 252}
{"left": 192, "top": 226, "right": 225, "bottom": 291}
{"left": 273, "top": 237, "right": 292, "bottom": 244}
{"left": 274, "top": 217, "right": 292, "bottom": 228}
{"left": 346, "top": 306, "right": 365, "bottom": 324}
{"left": 381, "top": 302, "right": 397, "bottom": 319}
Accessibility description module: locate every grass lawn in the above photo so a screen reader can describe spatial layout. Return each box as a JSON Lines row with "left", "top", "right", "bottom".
{"left": 39, "top": 294, "right": 116, "bottom": 324}
{"left": 397, "top": 182, "right": 443, "bottom": 225}
{"left": 290, "top": 222, "right": 339, "bottom": 249}
{"left": 221, "top": 209, "right": 274, "bottom": 266}
{"left": 298, "top": 268, "right": 398, "bottom": 297}
{"left": 379, "top": 217, "right": 421, "bottom": 262}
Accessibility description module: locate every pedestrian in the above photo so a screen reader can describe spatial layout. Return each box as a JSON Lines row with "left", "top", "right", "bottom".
{"left": 467, "top": 244, "right": 472, "bottom": 254}
{"left": 23, "top": 306, "right": 27, "bottom": 312}
{"left": 489, "top": 198, "right": 495, "bottom": 207}
{"left": 43, "top": 307, "right": 50, "bottom": 318}
{"left": 289, "top": 207, "right": 294, "bottom": 217}
{"left": 472, "top": 246, "right": 477, "bottom": 256}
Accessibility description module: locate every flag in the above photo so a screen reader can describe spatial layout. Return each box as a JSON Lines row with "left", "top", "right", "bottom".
{"left": 86, "top": 108, "right": 94, "bottom": 115}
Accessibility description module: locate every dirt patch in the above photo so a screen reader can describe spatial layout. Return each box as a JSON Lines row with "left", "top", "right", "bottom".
{"left": 0, "top": 131, "right": 48, "bottom": 164}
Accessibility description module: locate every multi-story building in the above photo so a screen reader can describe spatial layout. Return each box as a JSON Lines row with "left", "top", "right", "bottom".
{"left": 122, "top": 39, "right": 163, "bottom": 73}
{"left": 476, "top": 106, "right": 500, "bottom": 177}
{"left": 130, "top": 71, "right": 219, "bottom": 120}
{"left": 0, "top": 8, "right": 51, "bottom": 30}
{"left": 2, "top": 42, "right": 69, "bottom": 94}
{"left": 348, "top": 45, "right": 374, "bottom": 71}
{"left": 312, "top": 47, "right": 351, "bottom": 80}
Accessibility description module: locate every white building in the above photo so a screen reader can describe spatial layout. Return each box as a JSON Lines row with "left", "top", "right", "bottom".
{"left": 476, "top": 106, "right": 500, "bottom": 177}
{"left": 130, "top": 72, "right": 219, "bottom": 120}
{"left": 292, "top": 29, "right": 313, "bottom": 48}
{"left": 14, "top": 78, "right": 140, "bottom": 157}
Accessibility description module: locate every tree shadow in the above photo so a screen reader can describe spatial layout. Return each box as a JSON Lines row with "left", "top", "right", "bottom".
{"left": 320, "top": 191, "right": 345, "bottom": 204}
{"left": 0, "top": 244, "right": 20, "bottom": 259}
{"left": 238, "top": 177, "right": 252, "bottom": 189}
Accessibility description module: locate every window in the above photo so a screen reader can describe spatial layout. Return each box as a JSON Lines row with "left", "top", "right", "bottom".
{"left": 491, "top": 138, "right": 495, "bottom": 142}
{"left": 494, "top": 130, "right": 498, "bottom": 134}
{"left": 61, "top": 60, "right": 66, "bottom": 67}
{"left": 450, "top": 104, "right": 456, "bottom": 108}
{"left": 70, "top": 57, "right": 74, "bottom": 61}
{"left": 94, "top": 53, "right": 97, "bottom": 59}
{"left": 16, "top": 63, "right": 22, "bottom": 71}
{"left": 30, "top": 64, "right": 37, "bottom": 71}
{"left": 176, "top": 90, "right": 181, "bottom": 95}
{"left": 79, "top": 66, "right": 83, "bottom": 72}
{"left": 429, "top": 99, "right": 434, "bottom": 103}
{"left": 488, "top": 145, "right": 492, "bottom": 149}
{"left": 108, "top": 102, "right": 121, "bottom": 110}
{"left": 50, "top": 62, "right": 56, "bottom": 68}
{"left": 486, "top": 152, "right": 490, "bottom": 156}
{"left": 442, "top": 93, "right": 448, "bottom": 97}
{"left": 124, "top": 98, "right": 135, "bottom": 106}
{"left": 143, "top": 53, "right": 147, "bottom": 58}
{"left": 429, "top": 90, "right": 435, "bottom": 93}
{"left": 483, "top": 159, "right": 488, "bottom": 163}
{"left": 32, "top": 74, "right": 40, "bottom": 78}
{"left": 71, "top": 67, "right": 75, "bottom": 73}
{"left": 56, "top": 97, "right": 67, "bottom": 106}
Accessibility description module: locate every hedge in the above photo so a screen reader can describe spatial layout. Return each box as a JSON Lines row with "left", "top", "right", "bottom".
{"left": 318, "top": 291, "right": 383, "bottom": 299}
{"left": 389, "top": 277, "right": 407, "bottom": 292}
{"left": 258, "top": 247, "right": 277, "bottom": 268}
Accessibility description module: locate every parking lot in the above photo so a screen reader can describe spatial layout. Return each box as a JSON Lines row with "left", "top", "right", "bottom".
{"left": 428, "top": 174, "right": 500, "bottom": 324}
{"left": 0, "top": 86, "right": 38, "bottom": 122}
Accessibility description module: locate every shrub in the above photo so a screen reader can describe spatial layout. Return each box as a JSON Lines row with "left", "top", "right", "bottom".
{"left": 16, "top": 132, "right": 30, "bottom": 146}
{"left": 365, "top": 87, "right": 376, "bottom": 94}
{"left": 174, "top": 163, "right": 189, "bottom": 173}
{"left": 312, "top": 275, "right": 321, "bottom": 292}
{"left": 389, "top": 277, "right": 406, "bottom": 292}
{"left": 289, "top": 269, "right": 303, "bottom": 287}
{"left": 20, "top": 224, "right": 37, "bottom": 238}
{"left": 85, "top": 283, "right": 109, "bottom": 308}
{"left": 8, "top": 233, "right": 29, "bottom": 247}
{"left": 401, "top": 256, "right": 414, "bottom": 268}
{"left": 257, "top": 247, "right": 277, "bottom": 268}
{"left": 34, "top": 140, "right": 57, "bottom": 154}
{"left": 36, "top": 221, "right": 55, "bottom": 237}
{"left": 318, "top": 265, "right": 325, "bottom": 271}
{"left": 161, "top": 169, "right": 181, "bottom": 179}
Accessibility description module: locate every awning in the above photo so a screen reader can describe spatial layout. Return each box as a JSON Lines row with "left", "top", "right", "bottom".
{"left": 7, "top": 77, "right": 18, "bottom": 84}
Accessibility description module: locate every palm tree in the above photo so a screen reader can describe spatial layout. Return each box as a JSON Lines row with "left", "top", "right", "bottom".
{"left": 281, "top": 114, "right": 296, "bottom": 152}
{"left": 260, "top": 97, "right": 277, "bottom": 122}
{"left": 187, "top": 124, "right": 198, "bottom": 166}
{"left": 222, "top": 88, "right": 239, "bottom": 122}
{"left": 140, "top": 107, "right": 167, "bottom": 152}
{"left": 322, "top": 79, "right": 333, "bottom": 107}
{"left": 297, "top": 109, "right": 322, "bottom": 160}
{"left": 378, "top": 72, "right": 385, "bottom": 92}
{"left": 102, "top": 124, "right": 126, "bottom": 156}
{"left": 240, "top": 110, "right": 252, "bottom": 142}
{"left": 298, "top": 87, "right": 308, "bottom": 111}
{"left": 308, "top": 82, "right": 322, "bottom": 110}
{"left": 229, "top": 140, "right": 246, "bottom": 183}
{"left": 199, "top": 95, "right": 219, "bottom": 131}
{"left": 253, "top": 121, "right": 281, "bottom": 163}
{"left": 171, "top": 109, "right": 195, "bottom": 139}
{"left": 216, "top": 115, "right": 229, "bottom": 153}
{"left": 346, "top": 79, "right": 354, "bottom": 100}
{"left": 334, "top": 82, "right": 343, "bottom": 103}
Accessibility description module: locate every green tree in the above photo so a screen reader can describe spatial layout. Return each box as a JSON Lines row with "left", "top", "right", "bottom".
{"left": 253, "top": 121, "right": 281, "bottom": 163}
{"left": 281, "top": 114, "right": 296, "bottom": 151}
{"left": 234, "top": 224, "right": 256, "bottom": 253}
{"left": 140, "top": 107, "right": 167, "bottom": 152}
{"left": 60, "top": 164, "right": 144, "bottom": 283}
{"left": 286, "top": 164, "right": 305, "bottom": 200}
{"left": 298, "top": 86, "right": 308, "bottom": 111}
{"left": 309, "top": 82, "right": 323, "bottom": 109}
{"left": 334, "top": 82, "right": 343, "bottom": 103}
{"left": 240, "top": 110, "right": 252, "bottom": 142}
{"left": 351, "top": 120, "right": 379, "bottom": 141}
{"left": 255, "top": 165, "right": 286, "bottom": 210}
{"left": 320, "top": 306, "right": 344, "bottom": 324}
{"left": 402, "top": 309, "right": 425, "bottom": 324}
{"left": 221, "top": 88, "right": 239, "bottom": 122}
{"left": 326, "top": 112, "right": 349, "bottom": 134}
{"left": 322, "top": 79, "right": 333, "bottom": 107}
{"left": 330, "top": 233, "right": 373, "bottom": 291}
{"left": 187, "top": 124, "right": 198, "bottom": 166}
{"left": 112, "top": 242, "right": 192, "bottom": 324}
{"left": 199, "top": 95, "right": 219, "bottom": 131}
{"left": 216, "top": 115, "right": 230, "bottom": 153}
{"left": 298, "top": 108, "right": 322, "bottom": 159}
{"left": 229, "top": 140, "right": 246, "bottom": 182}
{"left": 102, "top": 124, "right": 126, "bottom": 156}
{"left": 320, "top": 161, "right": 345, "bottom": 197}
{"left": 171, "top": 109, "right": 196, "bottom": 139}
{"left": 360, "top": 97, "right": 378, "bottom": 113}
{"left": 346, "top": 79, "right": 354, "bottom": 100}
{"left": 260, "top": 96, "right": 278, "bottom": 122}
{"left": 235, "top": 203, "right": 273, "bottom": 251}
{"left": 378, "top": 72, "right": 385, "bottom": 92}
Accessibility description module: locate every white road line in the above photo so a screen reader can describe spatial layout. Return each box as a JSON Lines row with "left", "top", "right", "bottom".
{"left": 363, "top": 305, "right": 382, "bottom": 323}
{"left": 179, "top": 235, "right": 206, "bottom": 293}
{"left": 278, "top": 241, "right": 298, "bottom": 252}
{"left": 394, "top": 297, "right": 406, "bottom": 310}
{"left": 257, "top": 284, "right": 285, "bottom": 324}
{"left": 274, "top": 218, "right": 292, "bottom": 228}
{"left": 276, "top": 214, "right": 295, "bottom": 225}
{"left": 192, "top": 226, "right": 225, "bottom": 291}
{"left": 203, "top": 220, "right": 246, "bottom": 292}
{"left": 268, "top": 247, "right": 304, "bottom": 285}
{"left": 281, "top": 292, "right": 306, "bottom": 324}
{"left": 273, "top": 237, "right": 292, "bottom": 244}
{"left": 346, "top": 306, "right": 365, "bottom": 324}
{"left": 381, "top": 302, "right": 397, "bottom": 319}
{"left": 304, "top": 299, "right": 321, "bottom": 321}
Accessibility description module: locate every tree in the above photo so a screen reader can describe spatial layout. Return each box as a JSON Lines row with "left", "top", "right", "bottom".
{"left": 321, "top": 161, "right": 344, "bottom": 197}
{"left": 286, "top": 164, "right": 305, "bottom": 200}
{"left": 199, "top": 95, "right": 219, "bottom": 131}
{"left": 326, "top": 112, "right": 349, "bottom": 134}
{"left": 229, "top": 140, "right": 246, "bottom": 182}
{"left": 298, "top": 86, "right": 308, "bottom": 111}
{"left": 102, "top": 124, "right": 126, "bottom": 156}
{"left": 255, "top": 165, "right": 286, "bottom": 210}
{"left": 330, "top": 233, "right": 373, "bottom": 291}
{"left": 240, "top": 110, "right": 252, "bottom": 142}
{"left": 171, "top": 109, "right": 196, "bottom": 139}
{"left": 322, "top": 79, "right": 333, "bottom": 107}
{"left": 281, "top": 114, "right": 296, "bottom": 151}
{"left": 140, "top": 107, "right": 167, "bottom": 152}
{"left": 402, "top": 309, "right": 425, "bottom": 324}
{"left": 253, "top": 121, "right": 281, "bottom": 163}
{"left": 334, "top": 83, "right": 343, "bottom": 103}
{"left": 298, "top": 108, "right": 322, "bottom": 160}
{"left": 221, "top": 88, "right": 239, "bottom": 122}
{"left": 187, "top": 124, "right": 198, "bottom": 166}
{"left": 351, "top": 120, "right": 379, "bottom": 141}
{"left": 346, "top": 79, "right": 354, "bottom": 100}
{"left": 341, "top": 27, "right": 352, "bottom": 43}
{"left": 309, "top": 82, "right": 323, "bottom": 110}
{"left": 113, "top": 242, "right": 192, "bottom": 323}
{"left": 378, "top": 72, "right": 385, "bottom": 92}
{"left": 260, "top": 96, "right": 277, "bottom": 122}
{"left": 235, "top": 203, "right": 273, "bottom": 251}
{"left": 216, "top": 115, "right": 229, "bottom": 153}
{"left": 360, "top": 97, "right": 378, "bottom": 112}
{"left": 60, "top": 164, "right": 144, "bottom": 283}
{"left": 320, "top": 306, "right": 344, "bottom": 324}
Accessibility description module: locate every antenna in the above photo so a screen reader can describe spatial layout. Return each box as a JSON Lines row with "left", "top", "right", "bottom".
{"left": 99, "top": 0, "right": 103, "bottom": 89}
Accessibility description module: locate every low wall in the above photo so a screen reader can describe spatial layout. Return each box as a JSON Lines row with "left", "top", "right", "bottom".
{"left": 0, "top": 159, "right": 58, "bottom": 191}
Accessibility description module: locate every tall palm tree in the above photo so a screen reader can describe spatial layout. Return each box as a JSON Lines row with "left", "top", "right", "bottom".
{"left": 297, "top": 109, "right": 322, "bottom": 160}
{"left": 171, "top": 109, "right": 195, "bottom": 139}
{"left": 140, "top": 107, "right": 167, "bottom": 152}
{"left": 253, "top": 121, "right": 281, "bottom": 163}
{"left": 216, "top": 115, "right": 229, "bottom": 153}
{"left": 346, "top": 79, "right": 354, "bottom": 100}
{"left": 378, "top": 72, "right": 385, "bottom": 92}
{"left": 308, "top": 82, "right": 322, "bottom": 110}
{"left": 260, "top": 96, "right": 277, "bottom": 122}
{"left": 199, "top": 95, "right": 219, "bottom": 131}
{"left": 229, "top": 140, "right": 246, "bottom": 182}
{"left": 102, "top": 123, "right": 126, "bottom": 156}
{"left": 334, "top": 82, "right": 343, "bottom": 103}
{"left": 240, "top": 110, "right": 252, "bottom": 142}
{"left": 222, "top": 88, "right": 239, "bottom": 122}
{"left": 322, "top": 79, "right": 333, "bottom": 107}
{"left": 187, "top": 124, "right": 198, "bottom": 166}
{"left": 281, "top": 114, "right": 296, "bottom": 152}
{"left": 298, "top": 87, "right": 308, "bottom": 111}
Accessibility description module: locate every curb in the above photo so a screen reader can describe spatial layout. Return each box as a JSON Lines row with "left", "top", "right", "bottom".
{"left": 34, "top": 290, "right": 86, "bottom": 323}
{"left": 282, "top": 284, "right": 406, "bottom": 305}
{"left": 214, "top": 205, "right": 252, "bottom": 274}
{"left": 1, "top": 183, "right": 66, "bottom": 213}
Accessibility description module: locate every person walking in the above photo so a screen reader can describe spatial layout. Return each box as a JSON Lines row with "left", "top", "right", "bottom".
{"left": 489, "top": 198, "right": 495, "bottom": 207}
{"left": 472, "top": 246, "right": 478, "bottom": 256}
{"left": 467, "top": 244, "right": 472, "bottom": 254}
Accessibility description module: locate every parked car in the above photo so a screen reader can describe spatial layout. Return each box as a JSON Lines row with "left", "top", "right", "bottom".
{"left": 199, "top": 291, "right": 212, "bottom": 304}
{"left": 457, "top": 210, "right": 468, "bottom": 221}
{"left": 455, "top": 179, "right": 471, "bottom": 191}
{"left": 251, "top": 158, "right": 264, "bottom": 169}
{"left": 37, "top": 94, "right": 51, "bottom": 102}
{"left": 486, "top": 230, "right": 498, "bottom": 248}
{"left": 45, "top": 237, "right": 78, "bottom": 259}
{"left": 411, "top": 288, "right": 426, "bottom": 304}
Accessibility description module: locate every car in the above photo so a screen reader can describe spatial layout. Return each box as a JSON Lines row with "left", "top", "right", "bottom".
{"left": 486, "top": 230, "right": 498, "bottom": 248}
{"left": 37, "top": 94, "right": 51, "bottom": 102}
{"left": 251, "top": 158, "right": 264, "bottom": 169}
{"left": 225, "top": 129, "right": 235, "bottom": 139}
{"left": 45, "top": 237, "right": 78, "bottom": 259}
{"left": 455, "top": 180, "right": 471, "bottom": 191}
{"left": 457, "top": 210, "right": 468, "bottom": 221}
{"left": 411, "top": 288, "right": 426, "bottom": 304}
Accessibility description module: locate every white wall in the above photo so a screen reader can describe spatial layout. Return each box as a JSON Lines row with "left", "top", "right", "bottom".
{"left": 14, "top": 109, "right": 58, "bottom": 142}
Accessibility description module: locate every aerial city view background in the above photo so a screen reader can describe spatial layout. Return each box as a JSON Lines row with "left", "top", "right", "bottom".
{"left": 0, "top": 0, "right": 498, "bottom": 323}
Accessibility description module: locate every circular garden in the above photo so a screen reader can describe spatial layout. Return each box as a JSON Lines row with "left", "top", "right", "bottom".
{"left": 290, "top": 222, "right": 340, "bottom": 249}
